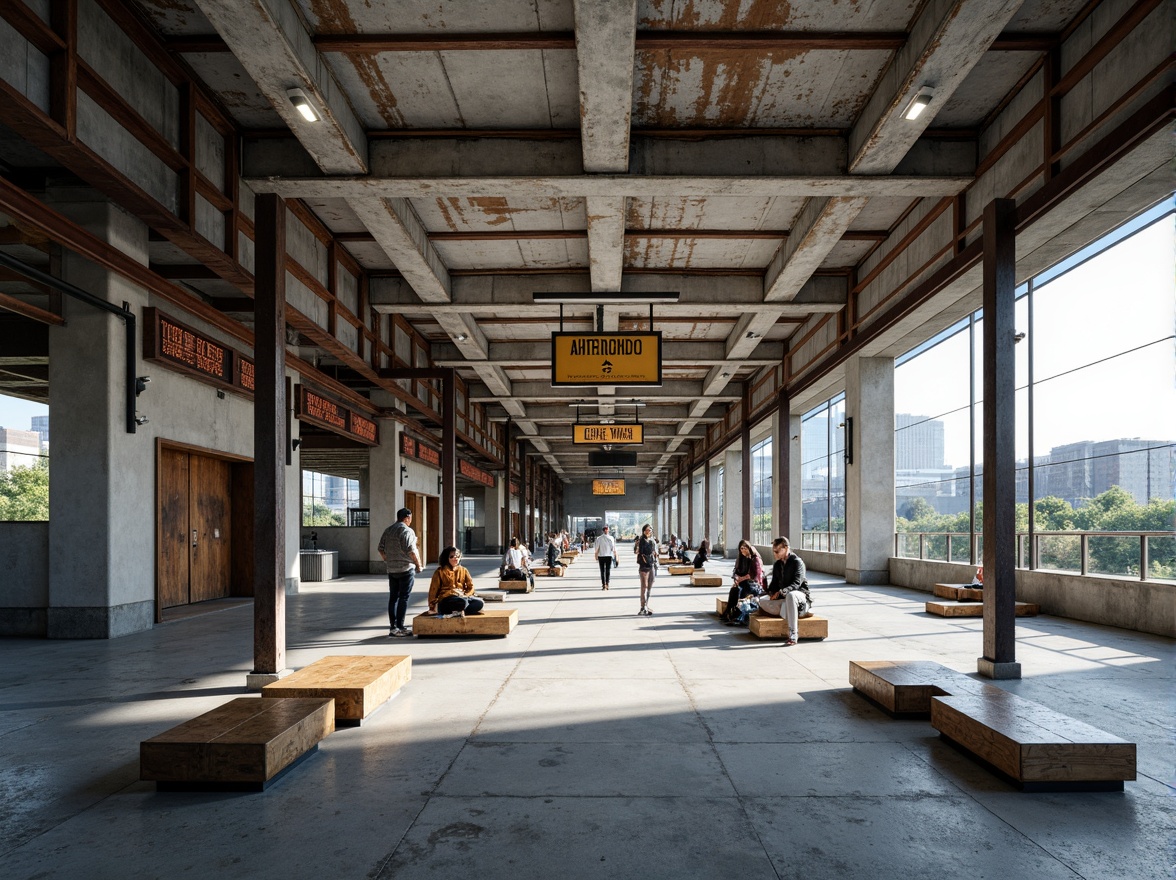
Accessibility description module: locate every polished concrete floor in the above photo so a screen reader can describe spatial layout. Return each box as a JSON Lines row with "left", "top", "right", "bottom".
{"left": 1, "top": 556, "right": 1172, "bottom": 880}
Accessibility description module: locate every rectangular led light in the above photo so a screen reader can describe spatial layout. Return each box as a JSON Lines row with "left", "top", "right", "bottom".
{"left": 533, "top": 292, "right": 679, "bottom": 303}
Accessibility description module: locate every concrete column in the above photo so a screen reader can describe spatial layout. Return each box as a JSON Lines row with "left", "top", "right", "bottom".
{"left": 785, "top": 412, "right": 803, "bottom": 543}
{"left": 845, "top": 355, "right": 895, "bottom": 584}
{"left": 724, "top": 447, "right": 742, "bottom": 556}
{"left": 368, "top": 416, "right": 402, "bottom": 572}
{"left": 46, "top": 193, "right": 154, "bottom": 638}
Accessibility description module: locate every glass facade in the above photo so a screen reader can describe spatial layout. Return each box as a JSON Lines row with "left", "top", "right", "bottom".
{"left": 801, "top": 394, "right": 846, "bottom": 551}
{"left": 751, "top": 436, "right": 773, "bottom": 546}
{"left": 301, "top": 470, "right": 360, "bottom": 526}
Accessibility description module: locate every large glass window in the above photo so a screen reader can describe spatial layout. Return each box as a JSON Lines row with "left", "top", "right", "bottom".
{"left": 716, "top": 465, "right": 725, "bottom": 551}
{"left": 751, "top": 435, "right": 773, "bottom": 545}
{"left": 801, "top": 394, "right": 845, "bottom": 551}
{"left": 301, "top": 470, "right": 359, "bottom": 526}
{"left": 894, "top": 200, "right": 1175, "bottom": 579}
{"left": 0, "top": 398, "right": 50, "bottom": 522}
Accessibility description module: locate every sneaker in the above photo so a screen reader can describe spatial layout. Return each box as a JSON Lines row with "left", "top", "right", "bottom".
{"left": 445, "top": 610, "right": 465, "bottom": 619}
{"left": 644, "top": 606, "right": 653, "bottom": 615}
{"left": 391, "top": 628, "right": 412, "bottom": 638}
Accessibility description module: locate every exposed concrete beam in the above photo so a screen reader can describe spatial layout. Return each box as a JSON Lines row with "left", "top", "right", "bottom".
{"left": 248, "top": 173, "right": 969, "bottom": 201}
{"left": 429, "top": 337, "right": 783, "bottom": 365}
{"left": 585, "top": 197, "right": 626, "bottom": 292}
{"left": 573, "top": 0, "right": 637, "bottom": 173}
{"left": 488, "top": 404, "right": 723, "bottom": 424}
{"left": 349, "top": 197, "right": 452, "bottom": 302}
{"left": 468, "top": 380, "right": 740, "bottom": 403}
{"left": 192, "top": 0, "right": 366, "bottom": 174}
{"left": 764, "top": 197, "right": 870, "bottom": 303}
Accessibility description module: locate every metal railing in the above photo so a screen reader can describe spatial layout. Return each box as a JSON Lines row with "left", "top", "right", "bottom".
{"left": 801, "top": 531, "right": 846, "bottom": 553}
{"left": 892, "top": 530, "right": 1175, "bottom": 582}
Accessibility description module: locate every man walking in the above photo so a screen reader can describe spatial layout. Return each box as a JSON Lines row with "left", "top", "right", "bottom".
{"left": 594, "top": 524, "right": 617, "bottom": 590}
{"left": 378, "top": 507, "right": 424, "bottom": 637}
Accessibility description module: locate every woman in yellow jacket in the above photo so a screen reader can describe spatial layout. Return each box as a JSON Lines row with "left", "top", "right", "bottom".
{"left": 427, "top": 546, "right": 485, "bottom": 618}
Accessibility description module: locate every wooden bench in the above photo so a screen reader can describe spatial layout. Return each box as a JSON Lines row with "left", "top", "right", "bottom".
{"left": 934, "top": 583, "right": 984, "bottom": 601}
{"left": 666, "top": 564, "right": 695, "bottom": 576}
{"left": 658, "top": 556, "right": 677, "bottom": 566}
{"left": 932, "top": 689, "right": 1136, "bottom": 791}
{"left": 412, "top": 608, "right": 517, "bottom": 637}
{"left": 690, "top": 572, "right": 724, "bottom": 587}
{"left": 261, "top": 655, "right": 411, "bottom": 725}
{"left": 559, "top": 553, "right": 577, "bottom": 565}
{"left": 140, "top": 697, "right": 334, "bottom": 790}
{"left": 498, "top": 577, "right": 534, "bottom": 593}
{"left": 748, "top": 612, "right": 828, "bottom": 640}
{"left": 531, "top": 565, "right": 564, "bottom": 577}
{"left": 926, "top": 600, "right": 1039, "bottom": 617}
{"left": 848, "top": 660, "right": 1002, "bottom": 715}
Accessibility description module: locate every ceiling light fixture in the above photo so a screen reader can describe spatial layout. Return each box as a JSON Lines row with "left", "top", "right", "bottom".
{"left": 286, "top": 88, "right": 320, "bottom": 123}
{"left": 533, "top": 292, "right": 679, "bottom": 303}
{"left": 903, "top": 87, "right": 934, "bottom": 121}
{"left": 455, "top": 333, "right": 468, "bottom": 341}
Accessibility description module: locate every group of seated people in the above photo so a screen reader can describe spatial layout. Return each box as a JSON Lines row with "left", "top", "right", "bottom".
{"left": 718, "top": 536, "right": 812, "bottom": 646}
{"left": 664, "top": 534, "right": 710, "bottom": 568}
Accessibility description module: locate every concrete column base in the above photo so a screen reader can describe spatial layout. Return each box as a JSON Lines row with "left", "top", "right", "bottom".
{"left": 846, "top": 568, "right": 890, "bottom": 585}
{"left": 246, "top": 669, "right": 293, "bottom": 690}
{"left": 977, "top": 658, "right": 1022, "bottom": 679}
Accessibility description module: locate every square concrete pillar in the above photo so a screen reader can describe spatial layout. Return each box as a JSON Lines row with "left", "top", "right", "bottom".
{"left": 368, "top": 418, "right": 403, "bottom": 573}
{"left": 845, "top": 355, "right": 895, "bottom": 585}
{"left": 723, "top": 447, "right": 742, "bottom": 556}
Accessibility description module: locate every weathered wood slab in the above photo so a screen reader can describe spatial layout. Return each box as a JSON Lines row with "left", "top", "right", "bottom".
{"left": 666, "top": 564, "right": 695, "bottom": 576}
{"left": 498, "top": 578, "right": 534, "bottom": 593}
{"left": 412, "top": 608, "right": 517, "bottom": 637}
{"left": 481, "top": 591, "right": 506, "bottom": 602}
{"left": 531, "top": 565, "right": 561, "bottom": 577}
{"left": 559, "top": 553, "right": 577, "bottom": 565}
{"left": 748, "top": 612, "right": 828, "bottom": 640}
{"left": 926, "top": 600, "right": 1039, "bottom": 617}
{"left": 690, "top": 572, "right": 724, "bottom": 587}
{"left": 848, "top": 659, "right": 1002, "bottom": 715}
{"left": 140, "top": 697, "right": 334, "bottom": 789}
{"left": 934, "top": 583, "right": 984, "bottom": 601}
{"left": 262, "top": 655, "right": 410, "bottom": 724}
{"left": 658, "top": 556, "right": 677, "bottom": 566}
{"left": 932, "top": 691, "right": 1136, "bottom": 788}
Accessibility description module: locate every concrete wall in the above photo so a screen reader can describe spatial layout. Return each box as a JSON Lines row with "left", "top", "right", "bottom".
{"left": 797, "top": 549, "right": 847, "bottom": 577}
{"left": 299, "top": 526, "right": 369, "bottom": 574}
{"left": 0, "top": 522, "right": 50, "bottom": 636}
{"left": 890, "top": 557, "right": 1176, "bottom": 638}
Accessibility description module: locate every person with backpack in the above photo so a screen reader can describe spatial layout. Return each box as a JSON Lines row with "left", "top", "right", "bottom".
{"left": 754, "top": 536, "right": 813, "bottom": 646}
{"left": 722, "top": 539, "right": 765, "bottom": 624}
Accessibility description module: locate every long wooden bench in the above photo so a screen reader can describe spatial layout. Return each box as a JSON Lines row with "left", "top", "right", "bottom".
{"left": 926, "top": 600, "right": 1039, "bottom": 617}
{"left": 412, "top": 608, "right": 517, "bottom": 637}
{"left": 932, "top": 690, "right": 1136, "bottom": 791}
{"left": 666, "top": 564, "right": 695, "bottom": 576}
{"left": 658, "top": 555, "right": 677, "bottom": 566}
{"left": 849, "top": 660, "right": 1001, "bottom": 715}
{"left": 559, "top": 553, "right": 577, "bottom": 565}
{"left": 498, "top": 577, "right": 534, "bottom": 593}
{"left": 690, "top": 572, "right": 724, "bottom": 587}
{"left": 261, "top": 655, "right": 411, "bottom": 726}
{"left": 140, "top": 697, "right": 334, "bottom": 790}
{"left": 933, "top": 583, "right": 983, "bottom": 601}
{"left": 531, "top": 565, "right": 565, "bottom": 577}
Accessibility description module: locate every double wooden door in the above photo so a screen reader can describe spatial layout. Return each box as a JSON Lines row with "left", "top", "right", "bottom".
{"left": 159, "top": 448, "right": 233, "bottom": 608}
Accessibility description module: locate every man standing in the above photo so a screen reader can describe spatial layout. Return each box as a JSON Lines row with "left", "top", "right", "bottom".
{"left": 594, "top": 524, "right": 617, "bottom": 590}
{"left": 755, "top": 536, "right": 813, "bottom": 646}
{"left": 378, "top": 507, "right": 424, "bottom": 637}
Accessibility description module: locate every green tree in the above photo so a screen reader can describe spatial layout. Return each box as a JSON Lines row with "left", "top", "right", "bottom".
{"left": 0, "top": 460, "right": 50, "bottom": 521}
{"left": 302, "top": 500, "right": 345, "bottom": 526}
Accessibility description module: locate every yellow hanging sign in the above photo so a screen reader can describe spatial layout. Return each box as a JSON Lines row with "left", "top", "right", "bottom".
{"left": 573, "top": 423, "right": 644, "bottom": 445}
{"left": 592, "top": 479, "right": 626, "bottom": 496}
{"left": 551, "top": 332, "right": 662, "bottom": 386}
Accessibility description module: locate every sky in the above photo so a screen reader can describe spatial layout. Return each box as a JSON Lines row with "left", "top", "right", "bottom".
{"left": 0, "top": 395, "right": 46, "bottom": 435}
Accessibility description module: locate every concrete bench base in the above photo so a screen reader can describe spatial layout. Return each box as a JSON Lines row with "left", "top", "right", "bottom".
{"left": 498, "top": 578, "right": 534, "bottom": 593}
{"left": 932, "top": 690, "right": 1136, "bottom": 790}
{"left": 140, "top": 697, "right": 334, "bottom": 790}
{"left": 262, "top": 655, "right": 411, "bottom": 725}
{"left": 412, "top": 608, "right": 517, "bottom": 637}
{"left": 531, "top": 566, "right": 565, "bottom": 577}
{"left": 666, "top": 564, "right": 695, "bottom": 576}
{"left": 926, "top": 600, "right": 1039, "bottom": 617}
{"left": 690, "top": 572, "right": 724, "bottom": 587}
{"left": 848, "top": 660, "right": 1001, "bottom": 716}
{"left": 934, "top": 583, "right": 984, "bottom": 601}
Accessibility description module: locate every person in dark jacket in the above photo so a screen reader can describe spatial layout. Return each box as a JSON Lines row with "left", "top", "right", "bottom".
{"left": 722, "top": 539, "right": 765, "bottom": 623}
{"left": 692, "top": 540, "right": 710, "bottom": 569}
{"left": 754, "top": 536, "right": 812, "bottom": 646}
{"left": 634, "top": 523, "right": 658, "bottom": 615}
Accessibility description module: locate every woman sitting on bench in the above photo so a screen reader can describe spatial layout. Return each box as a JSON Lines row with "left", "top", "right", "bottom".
{"left": 501, "top": 537, "right": 532, "bottom": 585}
{"left": 721, "top": 539, "right": 765, "bottom": 624}
{"left": 692, "top": 539, "right": 710, "bottom": 569}
{"left": 428, "top": 547, "right": 485, "bottom": 618}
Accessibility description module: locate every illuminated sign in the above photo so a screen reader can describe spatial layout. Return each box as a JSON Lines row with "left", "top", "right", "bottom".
{"left": 573, "top": 423, "right": 644, "bottom": 445}
{"left": 143, "top": 308, "right": 253, "bottom": 397}
{"left": 459, "top": 459, "right": 495, "bottom": 487}
{"left": 294, "top": 385, "right": 379, "bottom": 446}
{"left": 592, "top": 479, "right": 626, "bottom": 496}
{"left": 551, "top": 332, "right": 662, "bottom": 386}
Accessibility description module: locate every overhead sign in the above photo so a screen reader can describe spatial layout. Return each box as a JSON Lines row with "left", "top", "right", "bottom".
{"left": 573, "top": 423, "right": 644, "bottom": 445}
{"left": 294, "top": 385, "right": 379, "bottom": 446}
{"left": 459, "top": 459, "right": 495, "bottom": 488}
{"left": 143, "top": 307, "right": 253, "bottom": 397}
{"left": 592, "top": 479, "right": 626, "bottom": 496}
{"left": 551, "top": 332, "right": 662, "bottom": 386}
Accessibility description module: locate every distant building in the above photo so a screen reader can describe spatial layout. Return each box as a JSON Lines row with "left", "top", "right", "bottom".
{"left": 895, "top": 414, "right": 945, "bottom": 470}
{"left": 1037, "top": 439, "right": 1174, "bottom": 506}
{"left": 30, "top": 415, "right": 49, "bottom": 446}
{"left": 0, "top": 428, "right": 41, "bottom": 473}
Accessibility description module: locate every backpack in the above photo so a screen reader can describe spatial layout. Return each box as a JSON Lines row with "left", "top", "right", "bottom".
{"left": 728, "top": 597, "right": 758, "bottom": 626}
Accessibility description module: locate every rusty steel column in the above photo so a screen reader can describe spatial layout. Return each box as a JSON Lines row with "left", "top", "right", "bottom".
{"left": 441, "top": 367, "right": 457, "bottom": 550}
{"left": 776, "top": 385, "right": 791, "bottom": 538}
{"left": 250, "top": 192, "right": 286, "bottom": 686}
{"left": 741, "top": 381, "right": 752, "bottom": 541}
{"left": 979, "top": 198, "right": 1021, "bottom": 680}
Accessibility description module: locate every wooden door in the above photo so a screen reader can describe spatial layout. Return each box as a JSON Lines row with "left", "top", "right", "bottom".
{"left": 158, "top": 448, "right": 235, "bottom": 609}
{"left": 159, "top": 448, "right": 190, "bottom": 608}
{"left": 190, "top": 455, "right": 232, "bottom": 602}
{"left": 425, "top": 494, "right": 440, "bottom": 562}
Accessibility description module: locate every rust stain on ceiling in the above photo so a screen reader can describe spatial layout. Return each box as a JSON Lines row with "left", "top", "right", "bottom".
{"left": 641, "top": 0, "right": 796, "bottom": 30}
{"left": 435, "top": 197, "right": 563, "bottom": 230}
{"left": 308, "top": 0, "right": 406, "bottom": 127}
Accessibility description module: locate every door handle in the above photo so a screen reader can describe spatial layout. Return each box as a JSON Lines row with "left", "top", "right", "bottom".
{"left": 192, "top": 529, "right": 198, "bottom": 548}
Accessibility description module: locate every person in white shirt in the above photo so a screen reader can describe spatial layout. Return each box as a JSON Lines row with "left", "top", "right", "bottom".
{"left": 593, "top": 525, "right": 618, "bottom": 590}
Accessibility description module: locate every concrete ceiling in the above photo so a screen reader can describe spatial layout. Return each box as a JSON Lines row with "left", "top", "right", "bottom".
{"left": 6, "top": 0, "right": 1149, "bottom": 482}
